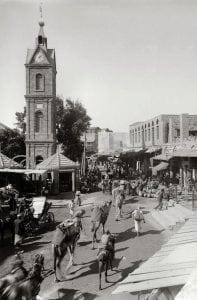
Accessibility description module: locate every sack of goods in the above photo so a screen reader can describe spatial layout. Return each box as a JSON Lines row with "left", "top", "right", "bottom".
{"left": 134, "top": 210, "right": 143, "bottom": 221}
{"left": 57, "top": 219, "right": 76, "bottom": 237}
{"left": 101, "top": 233, "right": 110, "bottom": 246}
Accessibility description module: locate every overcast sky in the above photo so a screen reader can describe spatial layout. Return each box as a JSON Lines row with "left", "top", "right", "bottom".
{"left": 1, "top": 0, "right": 197, "bottom": 132}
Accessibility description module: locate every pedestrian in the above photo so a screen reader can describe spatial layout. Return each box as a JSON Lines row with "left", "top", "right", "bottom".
{"left": 132, "top": 206, "right": 145, "bottom": 236}
{"left": 75, "top": 191, "right": 81, "bottom": 206}
{"left": 115, "top": 189, "right": 124, "bottom": 221}
{"left": 155, "top": 188, "right": 164, "bottom": 210}
{"left": 163, "top": 186, "right": 170, "bottom": 210}
{"left": 67, "top": 198, "right": 75, "bottom": 217}
{"left": 14, "top": 214, "right": 25, "bottom": 250}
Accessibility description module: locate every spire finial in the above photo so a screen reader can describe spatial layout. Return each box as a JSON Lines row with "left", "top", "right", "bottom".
{"left": 39, "top": 2, "right": 44, "bottom": 27}
{"left": 40, "top": 2, "right": 43, "bottom": 20}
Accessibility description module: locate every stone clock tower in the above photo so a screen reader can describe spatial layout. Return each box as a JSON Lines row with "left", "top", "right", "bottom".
{"left": 25, "top": 20, "right": 57, "bottom": 169}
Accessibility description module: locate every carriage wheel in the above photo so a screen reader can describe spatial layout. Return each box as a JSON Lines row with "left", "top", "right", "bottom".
{"left": 47, "top": 212, "right": 55, "bottom": 224}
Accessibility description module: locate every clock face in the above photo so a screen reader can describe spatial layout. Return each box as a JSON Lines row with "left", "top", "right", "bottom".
{"left": 35, "top": 52, "right": 45, "bottom": 63}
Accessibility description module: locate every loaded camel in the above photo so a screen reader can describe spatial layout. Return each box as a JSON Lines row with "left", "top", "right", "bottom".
{"left": 52, "top": 209, "right": 85, "bottom": 282}
{"left": 91, "top": 199, "right": 112, "bottom": 249}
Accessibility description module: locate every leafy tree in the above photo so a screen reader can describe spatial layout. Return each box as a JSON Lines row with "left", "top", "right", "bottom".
{"left": 15, "top": 107, "right": 26, "bottom": 134}
{"left": 0, "top": 128, "right": 26, "bottom": 159}
{"left": 57, "top": 99, "right": 91, "bottom": 161}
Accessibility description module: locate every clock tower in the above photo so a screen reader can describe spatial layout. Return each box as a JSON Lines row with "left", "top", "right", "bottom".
{"left": 25, "top": 20, "right": 57, "bottom": 168}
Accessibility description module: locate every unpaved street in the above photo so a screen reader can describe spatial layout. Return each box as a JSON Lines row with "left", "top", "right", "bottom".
{"left": 0, "top": 192, "right": 172, "bottom": 299}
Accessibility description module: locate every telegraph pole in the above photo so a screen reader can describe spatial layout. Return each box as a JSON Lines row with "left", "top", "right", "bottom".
{"left": 83, "top": 132, "right": 86, "bottom": 175}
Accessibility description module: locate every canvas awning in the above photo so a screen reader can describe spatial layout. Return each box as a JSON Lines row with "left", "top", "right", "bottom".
{"left": 152, "top": 162, "right": 169, "bottom": 173}
{"left": 36, "top": 152, "right": 78, "bottom": 171}
{"left": 146, "top": 147, "right": 161, "bottom": 153}
{"left": 153, "top": 154, "right": 173, "bottom": 161}
{"left": 112, "top": 215, "right": 197, "bottom": 296}
{"left": 0, "top": 168, "right": 47, "bottom": 175}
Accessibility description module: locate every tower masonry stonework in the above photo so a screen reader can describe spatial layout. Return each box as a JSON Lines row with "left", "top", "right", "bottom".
{"left": 25, "top": 20, "right": 57, "bottom": 169}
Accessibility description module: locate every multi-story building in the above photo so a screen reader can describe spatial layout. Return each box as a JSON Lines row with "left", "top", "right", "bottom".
{"left": 128, "top": 114, "right": 197, "bottom": 179}
{"left": 98, "top": 130, "right": 130, "bottom": 155}
{"left": 129, "top": 114, "right": 197, "bottom": 150}
{"left": 98, "top": 129, "right": 113, "bottom": 155}
{"left": 81, "top": 127, "right": 101, "bottom": 155}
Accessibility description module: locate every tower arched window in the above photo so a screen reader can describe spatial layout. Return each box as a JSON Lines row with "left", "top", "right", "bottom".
{"left": 38, "top": 36, "right": 43, "bottom": 44}
{"left": 35, "top": 111, "right": 44, "bottom": 132}
{"left": 36, "top": 73, "right": 43, "bottom": 90}
{"left": 36, "top": 155, "right": 43, "bottom": 165}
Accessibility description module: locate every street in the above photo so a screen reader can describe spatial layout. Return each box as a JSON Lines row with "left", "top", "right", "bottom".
{"left": 0, "top": 192, "right": 173, "bottom": 300}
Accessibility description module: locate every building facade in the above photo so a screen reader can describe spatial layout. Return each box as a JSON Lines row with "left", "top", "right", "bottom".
{"left": 129, "top": 114, "right": 197, "bottom": 150}
{"left": 25, "top": 20, "right": 57, "bottom": 169}
{"left": 81, "top": 127, "right": 101, "bottom": 155}
{"left": 98, "top": 130, "right": 130, "bottom": 155}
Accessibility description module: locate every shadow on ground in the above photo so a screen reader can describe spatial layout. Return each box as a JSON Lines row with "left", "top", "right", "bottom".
{"left": 48, "top": 288, "right": 97, "bottom": 300}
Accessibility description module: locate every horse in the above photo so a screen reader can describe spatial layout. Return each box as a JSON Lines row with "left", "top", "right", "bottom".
{"left": 97, "top": 231, "right": 115, "bottom": 290}
{"left": 52, "top": 217, "right": 83, "bottom": 282}
{"left": 91, "top": 200, "right": 112, "bottom": 249}
{"left": 0, "top": 252, "right": 28, "bottom": 296}
{"left": 1, "top": 262, "right": 43, "bottom": 300}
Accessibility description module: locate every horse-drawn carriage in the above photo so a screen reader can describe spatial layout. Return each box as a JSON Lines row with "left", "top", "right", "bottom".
{"left": 32, "top": 196, "right": 54, "bottom": 225}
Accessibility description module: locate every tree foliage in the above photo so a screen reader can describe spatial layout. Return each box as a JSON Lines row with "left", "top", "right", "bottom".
{"left": 15, "top": 107, "right": 26, "bottom": 134}
{"left": 0, "top": 129, "right": 26, "bottom": 159}
{"left": 57, "top": 99, "right": 91, "bottom": 161}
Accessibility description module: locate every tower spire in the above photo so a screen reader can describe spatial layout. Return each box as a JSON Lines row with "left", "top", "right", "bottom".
{"left": 36, "top": 2, "right": 47, "bottom": 50}
{"left": 39, "top": 2, "right": 43, "bottom": 20}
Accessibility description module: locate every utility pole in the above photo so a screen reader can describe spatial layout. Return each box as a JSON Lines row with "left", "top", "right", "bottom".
{"left": 83, "top": 131, "right": 86, "bottom": 176}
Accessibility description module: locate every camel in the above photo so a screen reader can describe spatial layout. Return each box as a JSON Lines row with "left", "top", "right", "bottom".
{"left": 0, "top": 252, "right": 28, "bottom": 296}
{"left": 97, "top": 231, "right": 115, "bottom": 290}
{"left": 1, "top": 262, "right": 43, "bottom": 300}
{"left": 91, "top": 200, "right": 112, "bottom": 249}
{"left": 52, "top": 210, "right": 84, "bottom": 282}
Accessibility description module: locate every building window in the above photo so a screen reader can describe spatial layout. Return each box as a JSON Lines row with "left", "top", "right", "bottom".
{"left": 156, "top": 119, "right": 159, "bottom": 139}
{"left": 36, "top": 155, "right": 43, "bottom": 165}
{"left": 138, "top": 127, "right": 140, "bottom": 143}
{"left": 135, "top": 129, "right": 137, "bottom": 143}
{"left": 36, "top": 73, "right": 43, "bottom": 90}
{"left": 148, "top": 123, "right": 150, "bottom": 141}
{"left": 35, "top": 111, "right": 43, "bottom": 132}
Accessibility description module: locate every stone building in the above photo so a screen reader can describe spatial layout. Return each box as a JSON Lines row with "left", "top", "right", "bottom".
{"left": 129, "top": 114, "right": 197, "bottom": 150}
{"left": 81, "top": 127, "right": 101, "bottom": 155}
{"left": 129, "top": 114, "right": 197, "bottom": 179}
{"left": 25, "top": 20, "right": 56, "bottom": 169}
{"left": 98, "top": 130, "right": 130, "bottom": 155}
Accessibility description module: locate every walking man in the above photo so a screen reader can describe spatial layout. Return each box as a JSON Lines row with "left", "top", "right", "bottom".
{"left": 68, "top": 198, "right": 75, "bottom": 218}
{"left": 115, "top": 189, "right": 124, "bottom": 221}
{"left": 132, "top": 206, "right": 145, "bottom": 236}
{"left": 155, "top": 188, "right": 164, "bottom": 210}
{"left": 14, "top": 214, "right": 25, "bottom": 250}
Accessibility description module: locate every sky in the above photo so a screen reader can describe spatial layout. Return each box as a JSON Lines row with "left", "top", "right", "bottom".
{"left": 1, "top": 0, "right": 197, "bottom": 132}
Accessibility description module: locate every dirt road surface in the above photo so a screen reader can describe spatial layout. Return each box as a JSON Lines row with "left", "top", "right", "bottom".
{"left": 0, "top": 192, "right": 174, "bottom": 299}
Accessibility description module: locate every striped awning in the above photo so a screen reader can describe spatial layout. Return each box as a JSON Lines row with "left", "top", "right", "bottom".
{"left": 36, "top": 152, "right": 78, "bottom": 171}
{"left": 0, "top": 152, "right": 22, "bottom": 169}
